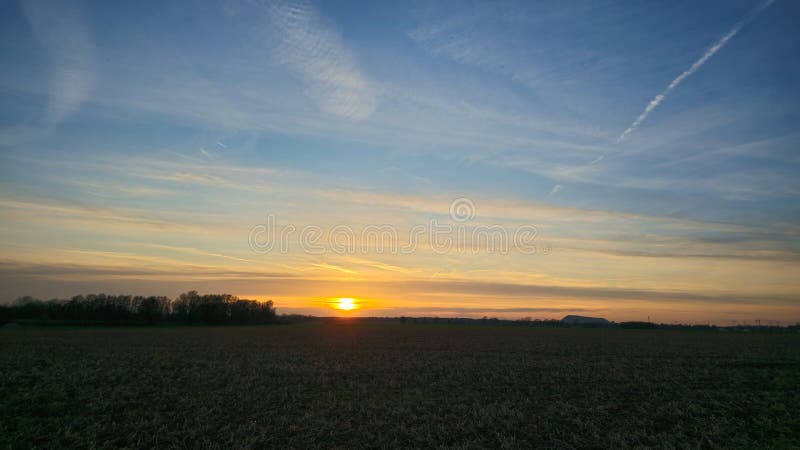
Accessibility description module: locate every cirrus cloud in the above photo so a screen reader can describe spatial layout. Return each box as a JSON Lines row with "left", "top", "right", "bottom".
{"left": 267, "top": 0, "right": 377, "bottom": 121}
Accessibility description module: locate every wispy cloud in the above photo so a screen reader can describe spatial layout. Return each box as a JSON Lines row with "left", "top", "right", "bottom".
{"left": 310, "top": 262, "right": 358, "bottom": 275}
{"left": 617, "top": 0, "right": 776, "bottom": 142}
{"left": 21, "top": 0, "right": 95, "bottom": 127}
{"left": 142, "top": 244, "right": 259, "bottom": 264}
{"left": 0, "top": 197, "right": 224, "bottom": 234}
{"left": 267, "top": 0, "right": 376, "bottom": 120}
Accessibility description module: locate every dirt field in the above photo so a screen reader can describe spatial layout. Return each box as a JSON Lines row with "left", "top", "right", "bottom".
{"left": 1, "top": 323, "right": 798, "bottom": 448}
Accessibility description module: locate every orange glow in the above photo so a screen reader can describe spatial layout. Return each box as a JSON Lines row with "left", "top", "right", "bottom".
{"left": 334, "top": 297, "right": 358, "bottom": 311}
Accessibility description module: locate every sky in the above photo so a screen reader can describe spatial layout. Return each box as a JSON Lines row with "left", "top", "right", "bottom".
{"left": 0, "top": 0, "right": 798, "bottom": 324}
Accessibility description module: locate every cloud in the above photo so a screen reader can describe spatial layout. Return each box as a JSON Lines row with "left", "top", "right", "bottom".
{"left": 617, "top": 0, "right": 776, "bottom": 142}
{"left": 0, "top": 197, "right": 224, "bottom": 234}
{"left": 408, "top": 9, "right": 547, "bottom": 91}
{"left": 267, "top": 0, "right": 376, "bottom": 120}
{"left": 392, "top": 279, "right": 798, "bottom": 306}
{"left": 141, "top": 244, "right": 259, "bottom": 264}
{"left": 366, "top": 306, "right": 594, "bottom": 316}
{"left": 0, "top": 259, "right": 294, "bottom": 282}
{"left": 557, "top": 242, "right": 800, "bottom": 263}
{"left": 310, "top": 262, "right": 358, "bottom": 275}
{"left": 548, "top": 184, "right": 564, "bottom": 196}
{"left": 21, "top": 0, "right": 96, "bottom": 127}
{"left": 2, "top": 263, "right": 794, "bottom": 307}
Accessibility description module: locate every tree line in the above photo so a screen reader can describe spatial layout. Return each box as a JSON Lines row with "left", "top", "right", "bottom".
{"left": 0, "top": 291, "right": 276, "bottom": 325}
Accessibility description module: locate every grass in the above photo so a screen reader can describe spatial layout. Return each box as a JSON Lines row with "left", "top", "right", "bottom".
{"left": 1, "top": 323, "right": 799, "bottom": 448}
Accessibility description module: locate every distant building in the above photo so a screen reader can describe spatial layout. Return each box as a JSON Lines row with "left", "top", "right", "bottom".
{"left": 561, "top": 315, "right": 611, "bottom": 326}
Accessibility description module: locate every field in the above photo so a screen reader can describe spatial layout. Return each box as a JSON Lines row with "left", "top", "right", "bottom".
{"left": 1, "top": 323, "right": 799, "bottom": 448}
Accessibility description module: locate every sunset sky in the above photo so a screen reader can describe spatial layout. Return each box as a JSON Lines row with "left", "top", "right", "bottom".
{"left": 1, "top": 0, "right": 798, "bottom": 324}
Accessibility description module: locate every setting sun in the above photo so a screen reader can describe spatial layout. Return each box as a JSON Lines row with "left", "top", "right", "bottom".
{"left": 335, "top": 298, "right": 358, "bottom": 311}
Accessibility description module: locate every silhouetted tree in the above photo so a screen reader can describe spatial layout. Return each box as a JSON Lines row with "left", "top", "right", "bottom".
{"left": 2, "top": 292, "right": 276, "bottom": 325}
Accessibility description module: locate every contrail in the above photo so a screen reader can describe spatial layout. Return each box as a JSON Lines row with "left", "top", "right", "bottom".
{"left": 617, "top": 0, "right": 776, "bottom": 143}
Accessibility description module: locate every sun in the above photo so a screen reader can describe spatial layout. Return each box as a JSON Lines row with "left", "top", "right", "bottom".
{"left": 334, "top": 297, "right": 357, "bottom": 311}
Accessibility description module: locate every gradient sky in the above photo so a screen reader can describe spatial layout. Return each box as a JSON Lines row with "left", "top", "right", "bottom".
{"left": 1, "top": 0, "right": 798, "bottom": 324}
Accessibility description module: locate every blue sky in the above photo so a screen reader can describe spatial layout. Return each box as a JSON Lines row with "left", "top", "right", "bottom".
{"left": 0, "top": 0, "right": 798, "bottom": 323}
